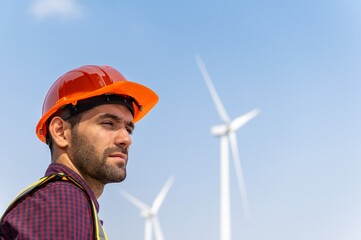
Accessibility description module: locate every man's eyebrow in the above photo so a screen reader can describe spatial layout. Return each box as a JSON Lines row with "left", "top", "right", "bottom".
{"left": 99, "top": 113, "right": 135, "bottom": 130}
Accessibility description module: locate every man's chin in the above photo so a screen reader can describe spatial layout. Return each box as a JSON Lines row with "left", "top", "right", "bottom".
{"left": 105, "top": 172, "right": 126, "bottom": 184}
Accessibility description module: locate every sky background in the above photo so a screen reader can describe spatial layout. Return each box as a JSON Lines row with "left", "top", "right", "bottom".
{"left": 1, "top": 0, "right": 361, "bottom": 239}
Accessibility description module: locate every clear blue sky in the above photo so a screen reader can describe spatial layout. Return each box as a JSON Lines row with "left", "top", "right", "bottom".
{"left": 1, "top": 0, "right": 361, "bottom": 239}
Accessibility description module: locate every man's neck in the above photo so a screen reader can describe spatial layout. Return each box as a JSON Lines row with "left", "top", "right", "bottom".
{"left": 55, "top": 154, "right": 104, "bottom": 198}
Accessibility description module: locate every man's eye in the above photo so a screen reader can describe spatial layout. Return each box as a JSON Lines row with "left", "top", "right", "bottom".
{"left": 126, "top": 127, "right": 134, "bottom": 135}
{"left": 102, "top": 121, "right": 114, "bottom": 126}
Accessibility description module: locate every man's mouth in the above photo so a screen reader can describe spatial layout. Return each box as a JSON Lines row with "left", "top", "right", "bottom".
{"left": 109, "top": 152, "right": 128, "bottom": 163}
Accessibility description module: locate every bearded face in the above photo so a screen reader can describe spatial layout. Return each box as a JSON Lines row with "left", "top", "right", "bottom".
{"left": 67, "top": 104, "right": 134, "bottom": 185}
{"left": 69, "top": 127, "right": 128, "bottom": 184}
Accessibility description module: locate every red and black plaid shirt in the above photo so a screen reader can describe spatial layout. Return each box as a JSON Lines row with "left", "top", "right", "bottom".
{"left": 0, "top": 163, "right": 101, "bottom": 239}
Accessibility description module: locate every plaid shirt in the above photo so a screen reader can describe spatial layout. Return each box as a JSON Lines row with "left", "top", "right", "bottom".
{"left": 0, "top": 163, "right": 101, "bottom": 240}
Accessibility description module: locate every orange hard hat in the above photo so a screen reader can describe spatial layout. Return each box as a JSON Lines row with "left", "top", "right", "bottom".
{"left": 36, "top": 65, "right": 159, "bottom": 143}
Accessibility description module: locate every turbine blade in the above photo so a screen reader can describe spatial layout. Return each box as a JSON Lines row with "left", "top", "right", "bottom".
{"left": 152, "top": 217, "right": 164, "bottom": 240}
{"left": 228, "top": 132, "right": 251, "bottom": 220}
{"left": 121, "top": 191, "right": 150, "bottom": 212}
{"left": 230, "top": 109, "right": 260, "bottom": 132}
{"left": 145, "top": 219, "right": 153, "bottom": 240}
{"left": 195, "top": 54, "right": 230, "bottom": 123}
{"left": 152, "top": 176, "right": 175, "bottom": 214}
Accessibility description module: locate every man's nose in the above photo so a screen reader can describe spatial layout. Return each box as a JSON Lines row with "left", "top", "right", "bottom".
{"left": 115, "top": 127, "right": 132, "bottom": 148}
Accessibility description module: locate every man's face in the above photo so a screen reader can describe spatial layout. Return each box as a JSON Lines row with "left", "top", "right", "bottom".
{"left": 68, "top": 104, "right": 134, "bottom": 184}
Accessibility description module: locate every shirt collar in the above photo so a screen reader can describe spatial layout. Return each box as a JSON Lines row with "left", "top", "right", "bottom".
{"left": 45, "top": 163, "right": 100, "bottom": 212}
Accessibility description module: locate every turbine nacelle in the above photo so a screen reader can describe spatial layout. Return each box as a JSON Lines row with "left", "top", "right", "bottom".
{"left": 211, "top": 124, "right": 230, "bottom": 136}
{"left": 211, "top": 108, "right": 260, "bottom": 137}
{"left": 141, "top": 210, "right": 156, "bottom": 219}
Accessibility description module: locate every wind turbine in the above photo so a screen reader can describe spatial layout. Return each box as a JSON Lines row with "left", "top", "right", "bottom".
{"left": 121, "top": 176, "right": 175, "bottom": 240}
{"left": 195, "top": 55, "right": 260, "bottom": 240}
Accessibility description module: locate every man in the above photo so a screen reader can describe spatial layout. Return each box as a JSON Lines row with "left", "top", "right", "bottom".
{"left": 0, "top": 65, "right": 159, "bottom": 239}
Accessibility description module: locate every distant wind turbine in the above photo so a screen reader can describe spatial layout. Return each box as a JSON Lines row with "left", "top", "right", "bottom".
{"left": 195, "top": 54, "right": 260, "bottom": 240}
{"left": 121, "top": 176, "right": 175, "bottom": 240}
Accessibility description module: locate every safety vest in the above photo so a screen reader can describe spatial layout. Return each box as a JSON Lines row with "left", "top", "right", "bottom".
{"left": 0, "top": 173, "right": 108, "bottom": 240}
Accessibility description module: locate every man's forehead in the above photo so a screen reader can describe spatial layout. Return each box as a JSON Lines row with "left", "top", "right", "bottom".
{"left": 82, "top": 104, "right": 134, "bottom": 121}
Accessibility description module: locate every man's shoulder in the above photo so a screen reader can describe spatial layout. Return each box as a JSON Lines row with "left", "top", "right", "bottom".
{"left": 27, "top": 178, "right": 90, "bottom": 208}
{"left": 0, "top": 179, "right": 94, "bottom": 239}
{"left": 4, "top": 178, "right": 91, "bottom": 219}
{"left": 38, "top": 179, "right": 90, "bottom": 200}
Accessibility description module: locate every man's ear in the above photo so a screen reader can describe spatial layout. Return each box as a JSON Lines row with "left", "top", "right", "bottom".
{"left": 48, "top": 117, "right": 70, "bottom": 148}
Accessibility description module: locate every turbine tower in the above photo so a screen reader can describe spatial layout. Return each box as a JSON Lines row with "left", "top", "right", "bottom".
{"left": 196, "top": 55, "right": 260, "bottom": 240}
{"left": 121, "top": 176, "right": 175, "bottom": 240}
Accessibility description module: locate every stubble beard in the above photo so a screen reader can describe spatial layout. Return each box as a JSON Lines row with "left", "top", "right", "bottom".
{"left": 69, "top": 129, "right": 127, "bottom": 185}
